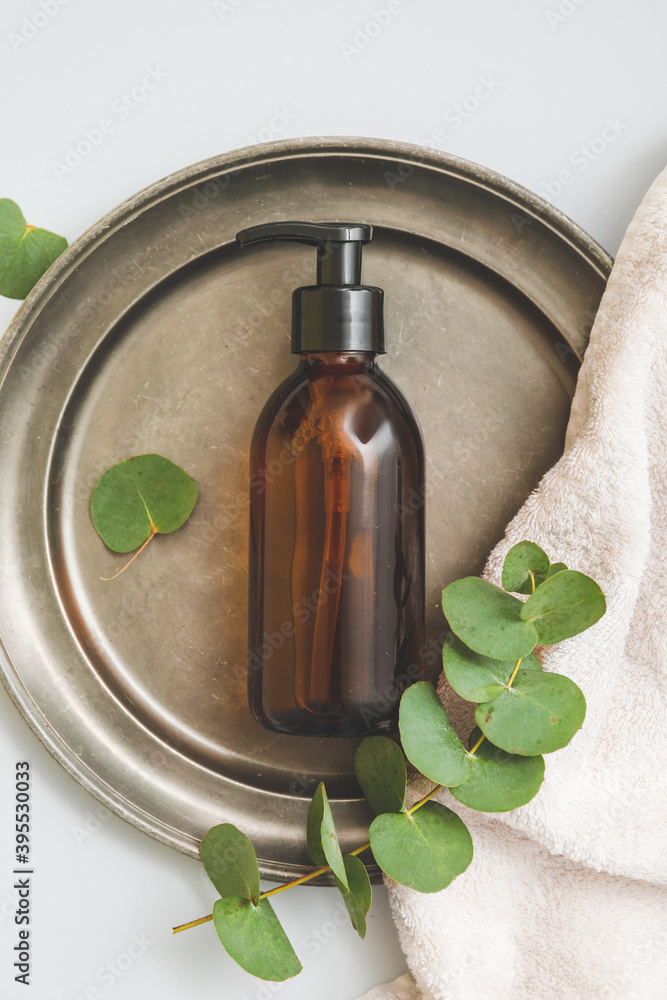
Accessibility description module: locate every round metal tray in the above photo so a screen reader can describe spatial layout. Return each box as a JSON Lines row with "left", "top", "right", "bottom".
{"left": 0, "top": 137, "right": 611, "bottom": 882}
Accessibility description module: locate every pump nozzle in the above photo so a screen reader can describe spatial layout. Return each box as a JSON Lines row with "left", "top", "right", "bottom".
{"left": 236, "top": 221, "right": 372, "bottom": 285}
{"left": 236, "top": 220, "right": 385, "bottom": 354}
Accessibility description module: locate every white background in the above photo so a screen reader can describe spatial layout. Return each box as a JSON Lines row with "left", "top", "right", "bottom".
{"left": 0, "top": 1, "right": 666, "bottom": 998}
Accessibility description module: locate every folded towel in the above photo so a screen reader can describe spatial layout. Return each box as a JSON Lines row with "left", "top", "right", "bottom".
{"left": 357, "top": 164, "right": 667, "bottom": 999}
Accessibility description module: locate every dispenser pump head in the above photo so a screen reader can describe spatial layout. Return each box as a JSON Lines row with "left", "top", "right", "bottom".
{"left": 236, "top": 221, "right": 385, "bottom": 354}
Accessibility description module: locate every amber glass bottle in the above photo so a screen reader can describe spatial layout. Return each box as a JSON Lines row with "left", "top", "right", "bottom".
{"left": 237, "top": 223, "right": 425, "bottom": 736}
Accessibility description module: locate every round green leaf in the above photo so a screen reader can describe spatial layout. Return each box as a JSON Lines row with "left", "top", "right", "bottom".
{"left": 520, "top": 570, "right": 606, "bottom": 645}
{"left": 544, "top": 562, "right": 568, "bottom": 580}
{"left": 90, "top": 453, "right": 199, "bottom": 553}
{"left": 443, "top": 634, "right": 542, "bottom": 703}
{"left": 339, "top": 854, "right": 372, "bottom": 938}
{"left": 212, "top": 897, "right": 302, "bottom": 982}
{"left": 398, "top": 681, "right": 470, "bottom": 788}
{"left": 200, "top": 823, "right": 260, "bottom": 905}
{"left": 442, "top": 577, "right": 538, "bottom": 660}
{"left": 355, "top": 736, "right": 406, "bottom": 815}
{"left": 475, "top": 669, "right": 586, "bottom": 755}
{"left": 0, "top": 198, "right": 68, "bottom": 300}
{"left": 501, "top": 541, "right": 550, "bottom": 594}
{"left": 306, "top": 783, "right": 348, "bottom": 892}
{"left": 450, "top": 740, "right": 545, "bottom": 812}
{"left": 369, "top": 801, "right": 473, "bottom": 893}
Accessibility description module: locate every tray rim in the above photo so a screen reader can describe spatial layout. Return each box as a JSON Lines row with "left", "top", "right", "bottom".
{"left": 0, "top": 136, "right": 613, "bottom": 880}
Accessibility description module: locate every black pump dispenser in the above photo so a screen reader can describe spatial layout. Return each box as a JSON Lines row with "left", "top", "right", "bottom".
{"left": 235, "top": 221, "right": 385, "bottom": 354}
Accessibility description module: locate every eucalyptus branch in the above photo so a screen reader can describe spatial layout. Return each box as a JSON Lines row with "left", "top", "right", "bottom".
{"left": 174, "top": 542, "right": 606, "bottom": 982}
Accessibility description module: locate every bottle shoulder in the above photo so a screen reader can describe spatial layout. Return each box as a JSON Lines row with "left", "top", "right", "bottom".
{"left": 251, "top": 359, "right": 424, "bottom": 459}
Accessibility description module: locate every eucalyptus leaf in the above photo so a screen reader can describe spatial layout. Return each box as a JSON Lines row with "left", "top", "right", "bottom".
{"left": 398, "top": 681, "right": 471, "bottom": 787}
{"left": 450, "top": 739, "right": 545, "bottom": 812}
{"left": 90, "top": 453, "right": 199, "bottom": 553}
{"left": 212, "top": 897, "right": 302, "bottom": 981}
{"left": 339, "top": 854, "right": 372, "bottom": 938}
{"left": 306, "top": 783, "right": 348, "bottom": 892}
{"left": 355, "top": 736, "right": 406, "bottom": 815}
{"left": 521, "top": 570, "right": 606, "bottom": 645}
{"left": 200, "top": 823, "right": 260, "bottom": 905}
{"left": 369, "top": 801, "right": 473, "bottom": 893}
{"left": 475, "top": 669, "right": 586, "bottom": 755}
{"left": 0, "top": 198, "right": 68, "bottom": 299}
{"left": 442, "top": 577, "right": 538, "bottom": 660}
{"left": 544, "top": 562, "right": 568, "bottom": 580}
{"left": 443, "top": 633, "right": 542, "bottom": 703}
{"left": 501, "top": 541, "right": 550, "bottom": 594}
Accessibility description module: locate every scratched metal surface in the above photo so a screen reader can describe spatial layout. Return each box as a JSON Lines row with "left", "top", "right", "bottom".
{"left": 0, "top": 137, "right": 611, "bottom": 882}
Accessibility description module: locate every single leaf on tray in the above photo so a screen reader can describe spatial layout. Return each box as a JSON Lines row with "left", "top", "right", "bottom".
{"left": 212, "top": 897, "right": 302, "bottom": 981}
{"left": 398, "top": 681, "right": 471, "bottom": 788}
{"left": 442, "top": 577, "right": 538, "bottom": 660}
{"left": 442, "top": 633, "right": 542, "bottom": 703}
{"left": 0, "top": 198, "right": 68, "bottom": 300}
{"left": 475, "top": 669, "right": 586, "bottom": 755}
{"left": 200, "top": 823, "right": 260, "bottom": 905}
{"left": 90, "top": 453, "right": 199, "bottom": 553}
{"left": 306, "top": 782, "right": 349, "bottom": 892}
{"left": 369, "top": 801, "right": 473, "bottom": 893}
{"left": 355, "top": 736, "right": 407, "bottom": 815}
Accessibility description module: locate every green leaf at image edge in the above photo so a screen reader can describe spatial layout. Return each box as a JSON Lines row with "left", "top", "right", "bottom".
{"left": 369, "top": 800, "right": 473, "bottom": 893}
{"left": 0, "top": 198, "right": 68, "bottom": 300}
{"left": 399, "top": 681, "right": 471, "bottom": 788}
{"left": 200, "top": 824, "right": 260, "bottom": 904}
{"left": 355, "top": 736, "right": 406, "bottom": 815}
{"left": 306, "top": 783, "right": 349, "bottom": 893}
{"left": 212, "top": 897, "right": 302, "bottom": 982}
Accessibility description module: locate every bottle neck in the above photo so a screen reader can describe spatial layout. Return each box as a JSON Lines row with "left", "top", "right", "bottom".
{"left": 299, "top": 351, "right": 377, "bottom": 374}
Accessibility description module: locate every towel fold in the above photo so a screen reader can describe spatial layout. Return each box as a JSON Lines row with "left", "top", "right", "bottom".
{"left": 357, "top": 164, "right": 667, "bottom": 999}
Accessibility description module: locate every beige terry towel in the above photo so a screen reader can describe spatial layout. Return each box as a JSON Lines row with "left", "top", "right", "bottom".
{"left": 358, "top": 164, "right": 667, "bottom": 999}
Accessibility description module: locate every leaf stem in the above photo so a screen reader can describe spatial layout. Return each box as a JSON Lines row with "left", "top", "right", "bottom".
{"left": 507, "top": 656, "right": 523, "bottom": 687}
{"left": 260, "top": 863, "right": 332, "bottom": 898}
{"left": 101, "top": 529, "right": 156, "bottom": 581}
{"left": 407, "top": 783, "right": 443, "bottom": 814}
{"left": 173, "top": 913, "right": 213, "bottom": 934}
{"left": 172, "top": 792, "right": 446, "bottom": 935}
